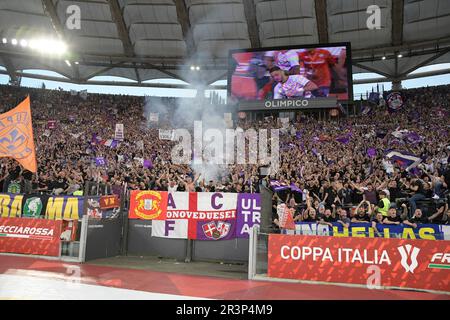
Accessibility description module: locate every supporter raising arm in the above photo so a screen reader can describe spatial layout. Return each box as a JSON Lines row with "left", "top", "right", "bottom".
{"left": 352, "top": 200, "right": 372, "bottom": 223}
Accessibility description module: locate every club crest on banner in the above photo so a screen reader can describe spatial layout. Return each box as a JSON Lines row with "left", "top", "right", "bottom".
{"left": 134, "top": 191, "right": 167, "bottom": 220}
{"left": 386, "top": 92, "right": 404, "bottom": 110}
{"left": 202, "top": 221, "right": 231, "bottom": 240}
{"left": 0, "top": 122, "right": 32, "bottom": 160}
{"left": 23, "top": 197, "right": 43, "bottom": 217}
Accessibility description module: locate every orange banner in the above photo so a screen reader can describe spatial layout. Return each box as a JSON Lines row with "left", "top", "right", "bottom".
{"left": 0, "top": 96, "right": 37, "bottom": 172}
{"left": 268, "top": 234, "right": 450, "bottom": 292}
{"left": 128, "top": 190, "right": 168, "bottom": 220}
{"left": 100, "top": 195, "right": 120, "bottom": 209}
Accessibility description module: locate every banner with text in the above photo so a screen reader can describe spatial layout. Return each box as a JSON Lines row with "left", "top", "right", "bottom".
{"left": 158, "top": 129, "right": 174, "bottom": 141}
{"left": 115, "top": 123, "right": 124, "bottom": 141}
{"left": 129, "top": 191, "right": 261, "bottom": 240}
{"left": 0, "top": 193, "right": 85, "bottom": 220}
{"left": 282, "top": 222, "right": 450, "bottom": 240}
{"left": 87, "top": 195, "right": 121, "bottom": 219}
{"left": 0, "top": 217, "right": 62, "bottom": 256}
{"left": 268, "top": 234, "right": 450, "bottom": 292}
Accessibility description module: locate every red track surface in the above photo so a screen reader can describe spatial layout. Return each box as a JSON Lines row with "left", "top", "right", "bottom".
{"left": 0, "top": 255, "right": 448, "bottom": 300}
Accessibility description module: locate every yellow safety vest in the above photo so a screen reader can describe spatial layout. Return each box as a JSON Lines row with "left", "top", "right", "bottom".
{"left": 378, "top": 197, "right": 390, "bottom": 216}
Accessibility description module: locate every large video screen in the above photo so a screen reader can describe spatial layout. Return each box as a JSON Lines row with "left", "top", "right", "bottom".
{"left": 228, "top": 43, "right": 352, "bottom": 102}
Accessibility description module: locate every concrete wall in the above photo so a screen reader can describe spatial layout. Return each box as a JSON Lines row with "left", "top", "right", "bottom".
{"left": 192, "top": 239, "right": 249, "bottom": 263}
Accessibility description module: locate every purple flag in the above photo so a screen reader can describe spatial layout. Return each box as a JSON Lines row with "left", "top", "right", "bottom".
{"left": 143, "top": 159, "right": 153, "bottom": 169}
{"left": 270, "top": 180, "right": 290, "bottom": 192}
{"left": 367, "top": 148, "right": 376, "bottom": 158}
{"left": 95, "top": 157, "right": 106, "bottom": 167}
{"left": 91, "top": 133, "right": 100, "bottom": 145}
{"left": 386, "top": 150, "right": 421, "bottom": 170}
{"left": 295, "top": 131, "right": 302, "bottom": 139}
{"left": 312, "top": 148, "right": 319, "bottom": 156}
{"left": 236, "top": 193, "right": 261, "bottom": 238}
{"left": 195, "top": 219, "right": 236, "bottom": 241}
{"left": 290, "top": 183, "right": 302, "bottom": 193}
{"left": 409, "top": 167, "right": 422, "bottom": 177}
{"left": 405, "top": 132, "right": 422, "bottom": 144}
{"left": 361, "top": 105, "right": 372, "bottom": 115}
{"left": 336, "top": 135, "right": 350, "bottom": 144}
{"left": 111, "top": 139, "right": 119, "bottom": 148}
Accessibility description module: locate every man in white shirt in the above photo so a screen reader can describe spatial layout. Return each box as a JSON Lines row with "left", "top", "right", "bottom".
{"left": 269, "top": 66, "right": 318, "bottom": 99}
{"left": 263, "top": 50, "right": 301, "bottom": 74}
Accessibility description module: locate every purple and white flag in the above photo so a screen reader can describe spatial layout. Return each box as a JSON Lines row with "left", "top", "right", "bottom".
{"left": 405, "top": 132, "right": 423, "bottom": 144}
{"left": 290, "top": 183, "right": 302, "bottom": 193}
{"left": 95, "top": 157, "right": 106, "bottom": 167}
{"left": 385, "top": 151, "right": 421, "bottom": 170}
{"left": 152, "top": 220, "right": 188, "bottom": 239}
{"left": 236, "top": 193, "right": 261, "bottom": 238}
{"left": 270, "top": 180, "right": 290, "bottom": 192}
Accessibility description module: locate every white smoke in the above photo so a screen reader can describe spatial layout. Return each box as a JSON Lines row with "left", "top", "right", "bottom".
{"left": 144, "top": 3, "right": 246, "bottom": 182}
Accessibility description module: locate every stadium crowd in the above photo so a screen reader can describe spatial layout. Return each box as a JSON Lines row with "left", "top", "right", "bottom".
{"left": 0, "top": 83, "right": 449, "bottom": 227}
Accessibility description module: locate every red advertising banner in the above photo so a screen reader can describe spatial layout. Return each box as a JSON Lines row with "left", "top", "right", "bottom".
{"left": 128, "top": 190, "right": 168, "bottom": 220}
{"left": 0, "top": 217, "right": 62, "bottom": 256}
{"left": 268, "top": 234, "right": 450, "bottom": 293}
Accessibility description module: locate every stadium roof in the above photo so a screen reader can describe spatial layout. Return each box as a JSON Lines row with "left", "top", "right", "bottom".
{"left": 0, "top": 0, "right": 450, "bottom": 89}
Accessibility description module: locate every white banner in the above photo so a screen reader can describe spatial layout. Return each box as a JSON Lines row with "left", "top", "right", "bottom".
{"left": 115, "top": 123, "right": 124, "bottom": 141}
{"left": 165, "top": 192, "right": 238, "bottom": 220}
{"left": 151, "top": 219, "right": 188, "bottom": 239}
{"left": 159, "top": 129, "right": 174, "bottom": 141}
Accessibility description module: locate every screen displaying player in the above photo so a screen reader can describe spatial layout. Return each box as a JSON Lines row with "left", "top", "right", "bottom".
{"left": 229, "top": 44, "right": 351, "bottom": 101}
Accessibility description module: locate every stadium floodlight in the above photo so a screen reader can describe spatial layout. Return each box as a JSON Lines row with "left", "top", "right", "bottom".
{"left": 28, "top": 38, "right": 67, "bottom": 55}
{"left": 397, "top": 54, "right": 402, "bottom": 58}
{"left": 1, "top": 38, "right": 6, "bottom": 44}
{"left": 190, "top": 66, "right": 195, "bottom": 70}
{"left": 196, "top": 66, "right": 200, "bottom": 70}
{"left": 11, "top": 38, "right": 18, "bottom": 45}
{"left": 381, "top": 56, "right": 386, "bottom": 60}
{"left": 65, "top": 60, "right": 71, "bottom": 67}
{"left": 20, "top": 39, "right": 28, "bottom": 47}
{"left": 74, "top": 61, "right": 79, "bottom": 65}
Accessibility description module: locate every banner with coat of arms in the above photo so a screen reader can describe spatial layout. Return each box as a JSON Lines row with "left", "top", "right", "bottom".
{"left": 128, "top": 191, "right": 261, "bottom": 241}
{"left": 0, "top": 96, "right": 37, "bottom": 172}
{"left": 385, "top": 91, "right": 405, "bottom": 111}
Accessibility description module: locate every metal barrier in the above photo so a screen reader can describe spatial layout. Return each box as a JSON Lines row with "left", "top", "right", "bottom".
{"left": 248, "top": 225, "right": 269, "bottom": 280}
